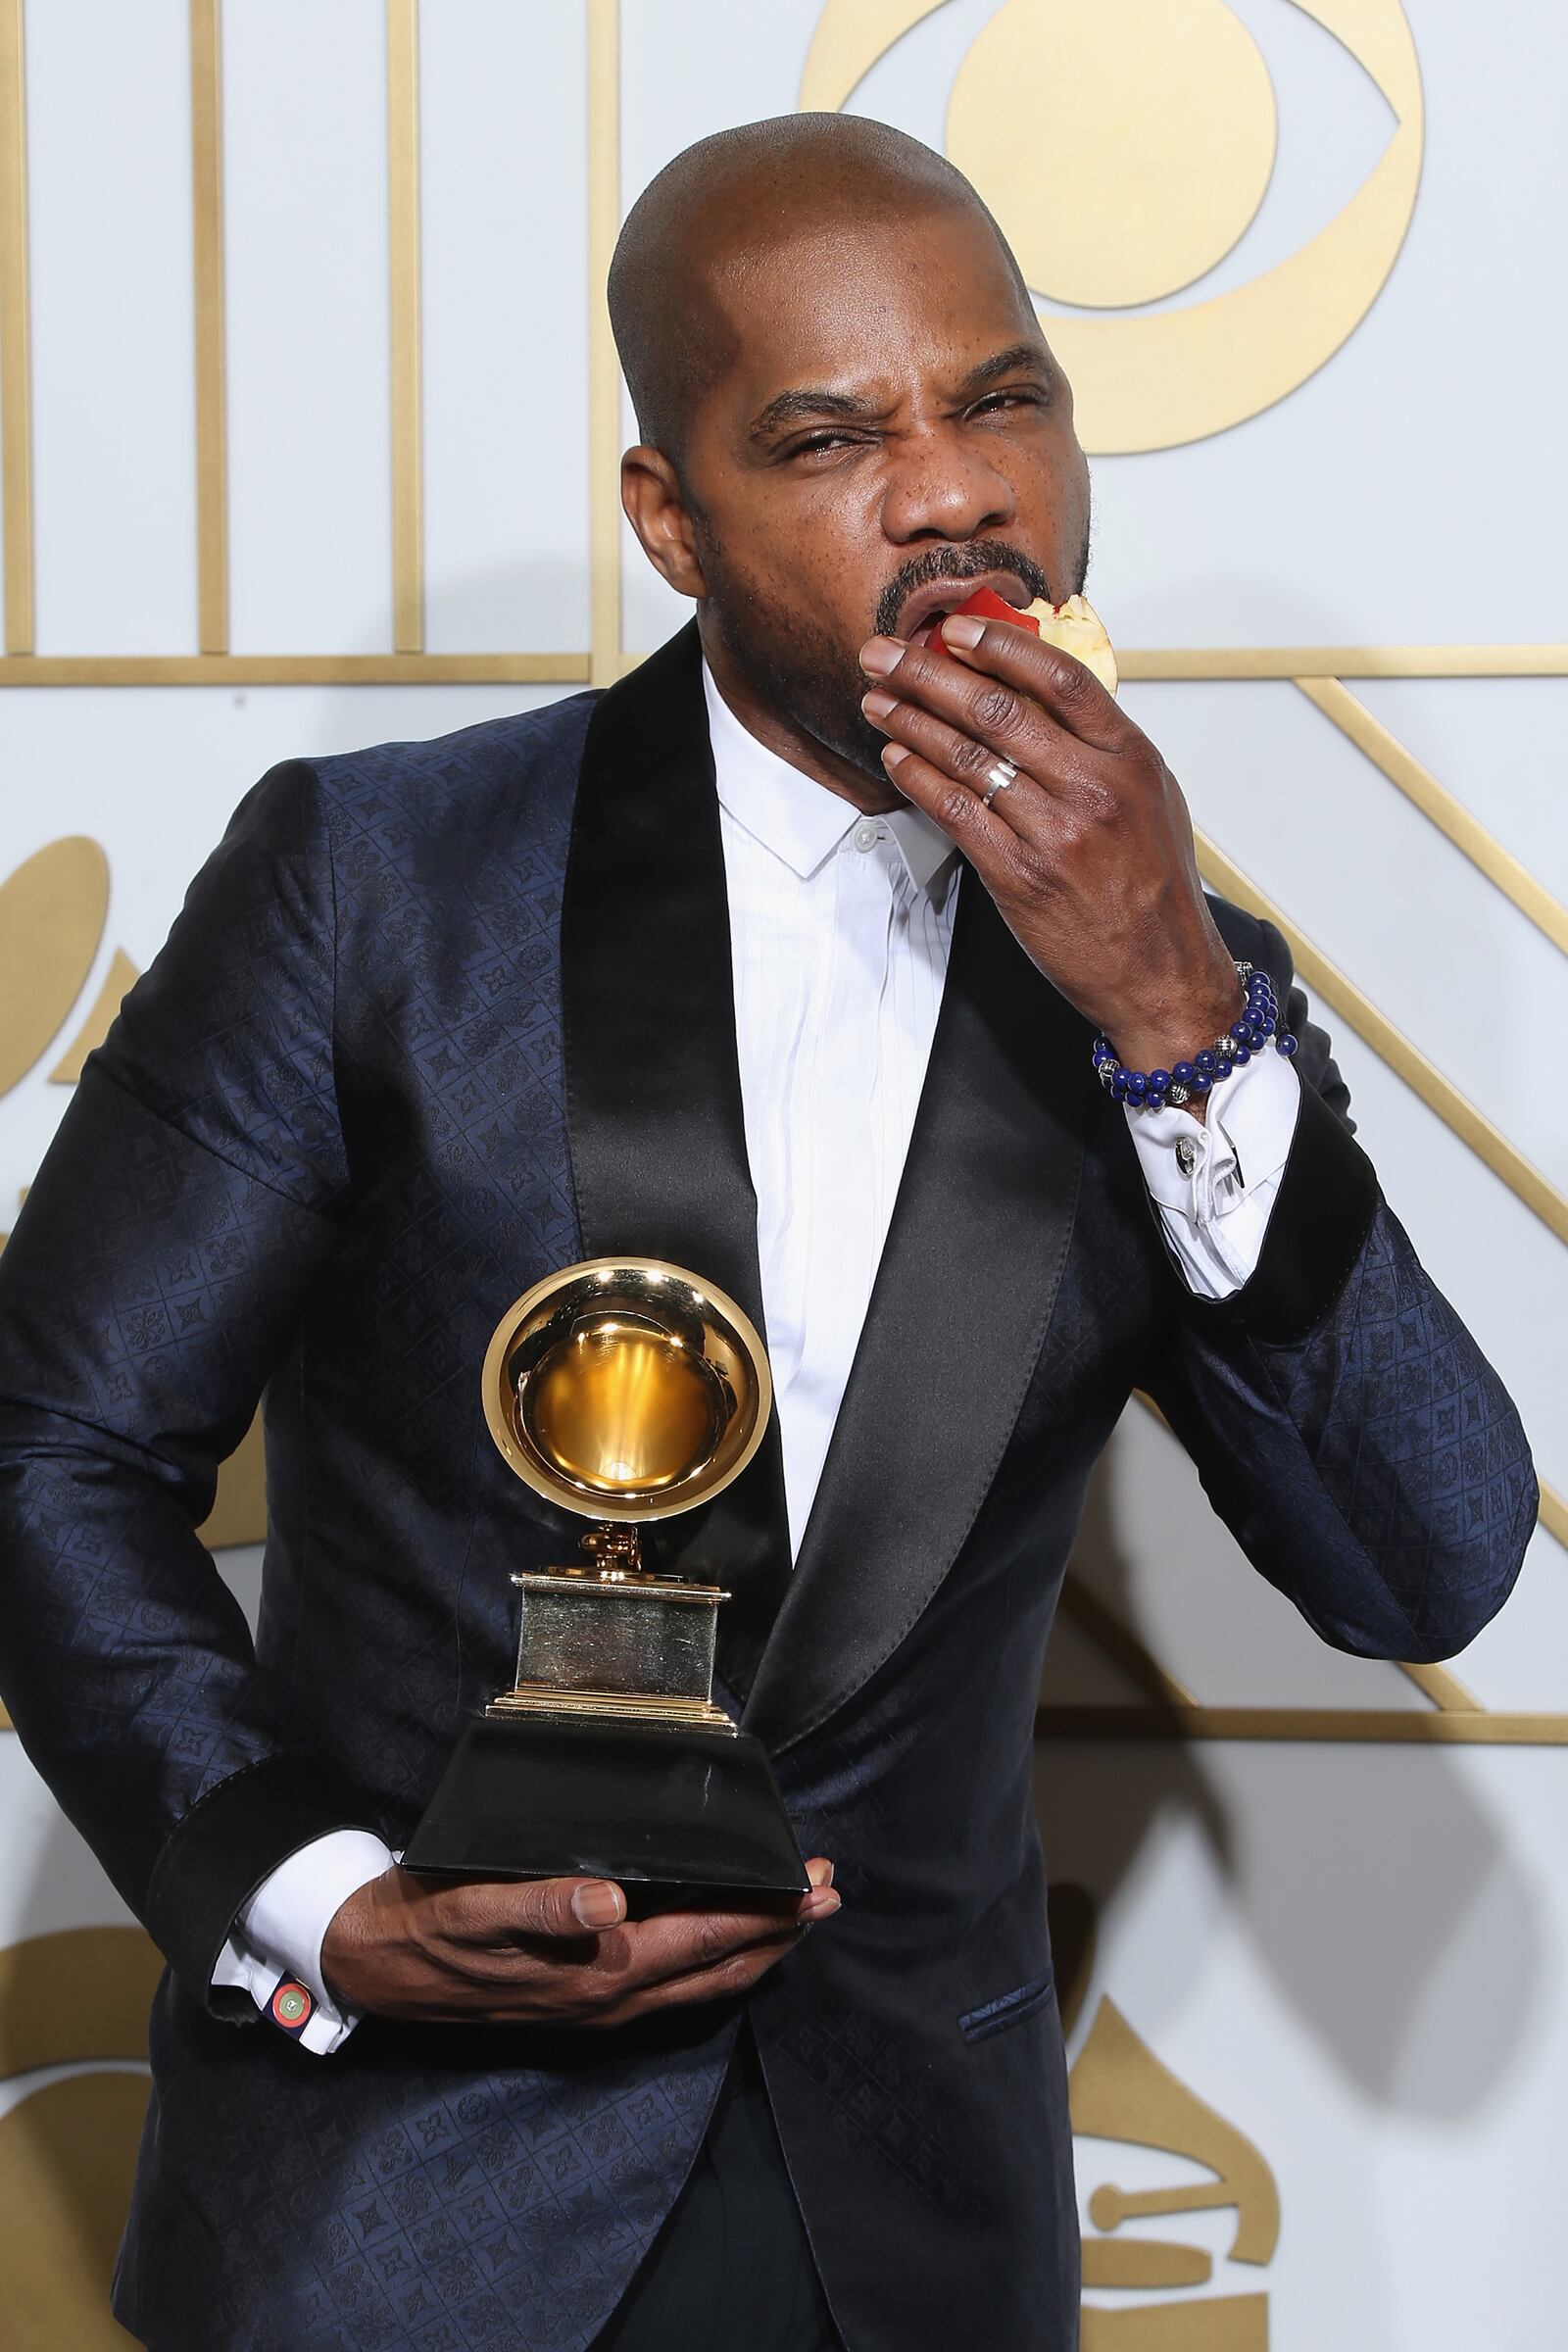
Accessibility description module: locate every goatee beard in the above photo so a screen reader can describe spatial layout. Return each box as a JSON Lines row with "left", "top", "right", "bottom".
{"left": 697, "top": 523, "right": 1090, "bottom": 783}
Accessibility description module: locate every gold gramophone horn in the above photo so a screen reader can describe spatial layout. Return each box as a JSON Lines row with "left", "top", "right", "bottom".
{"left": 482, "top": 1256, "right": 772, "bottom": 1529}
{"left": 479, "top": 1259, "right": 773, "bottom": 1734}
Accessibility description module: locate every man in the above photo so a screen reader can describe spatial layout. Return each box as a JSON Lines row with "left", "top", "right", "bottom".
{"left": 0, "top": 114, "right": 1534, "bottom": 2352}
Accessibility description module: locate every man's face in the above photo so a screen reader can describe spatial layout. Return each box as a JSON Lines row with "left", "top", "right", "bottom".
{"left": 677, "top": 203, "right": 1091, "bottom": 779}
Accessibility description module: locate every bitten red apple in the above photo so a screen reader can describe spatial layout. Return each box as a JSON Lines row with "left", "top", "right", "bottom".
{"left": 909, "top": 584, "right": 1118, "bottom": 697}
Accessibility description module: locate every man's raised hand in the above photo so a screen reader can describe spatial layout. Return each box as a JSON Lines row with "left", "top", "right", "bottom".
{"left": 858, "top": 612, "right": 1242, "bottom": 1081}
{"left": 320, "top": 1859, "right": 839, "bottom": 2028}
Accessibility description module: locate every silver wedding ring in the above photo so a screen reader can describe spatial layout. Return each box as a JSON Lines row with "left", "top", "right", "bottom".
{"left": 981, "top": 758, "right": 1018, "bottom": 808}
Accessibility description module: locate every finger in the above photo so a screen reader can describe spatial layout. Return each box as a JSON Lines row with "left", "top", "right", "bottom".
{"left": 634, "top": 1879, "right": 846, "bottom": 2001}
{"left": 876, "top": 739, "right": 1026, "bottom": 873}
{"left": 805, "top": 1856, "right": 834, "bottom": 1890}
{"left": 861, "top": 687, "right": 1054, "bottom": 845}
{"left": 463, "top": 1908, "right": 822, "bottom": 2020}
{"left": 616, "top": 1945, "right": 801, "bottom": 2020}
{"left": 937, "top": 611, "right": 1129, "bottom": 750}
{"left": 599, "top": 1921, "right": 829, "bottom": 2027}
{"left": 381, "top": 1891, "right": 843, "bottom": 2025}
{"left": 437, "top": 1873, "right": 627, "bottom": 1946}
{"left": 616, "top": 1890, "right": 838, "bottom": 1991}
{"left": 861, "top": 637, "right": 1088, "bottom": 797}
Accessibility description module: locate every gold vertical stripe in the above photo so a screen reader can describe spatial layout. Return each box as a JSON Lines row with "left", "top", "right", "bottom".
{"left": 1539, "top": 1480, "right": 1567, "bottom": 1552}
{"left": 189, "top": 0, "right": 227, "bottom": 655}
{"left": 0, "top": 0, "right": 33, "bottom": 654}
{"left": 386, "top": 0, "right": 422, "bottom": 654}
{"left": 1196, "top": 832, "right": 1568, "bottom": 1248}
{"left": 587, "top": 0, "right": 620, "bottom": 688}
{"left": 1297, "top": 678, "right": 1568, "bottom": 959}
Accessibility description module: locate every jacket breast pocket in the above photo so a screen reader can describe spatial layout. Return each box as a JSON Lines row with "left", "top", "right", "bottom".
{"left": 957, "top": 1966, "right": 1055, "bottom": 2045}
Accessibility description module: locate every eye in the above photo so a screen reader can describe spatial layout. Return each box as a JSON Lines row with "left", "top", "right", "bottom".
{"left": 785, "top": 430, "right": 861, "bottom": 461}
{"left": 968, "top": 389, "right": 1046, "bottom": 419}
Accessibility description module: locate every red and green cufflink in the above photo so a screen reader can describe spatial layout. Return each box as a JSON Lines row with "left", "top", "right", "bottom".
{"left": 269, "top": 1979, "right": 316, "bottom": 2037}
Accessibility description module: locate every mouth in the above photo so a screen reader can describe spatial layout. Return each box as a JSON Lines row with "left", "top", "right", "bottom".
{"left": 895, "top": 570, "right": 1034, "bottom": 646}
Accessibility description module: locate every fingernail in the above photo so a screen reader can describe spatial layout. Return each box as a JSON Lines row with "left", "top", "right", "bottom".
{"left": 858, "top": 636, "right": 905, "bottom": 676}
{"left": 803, "top": 1888, "right": 842, "bottom": 1921}
{"left": 806, "top": 1858, "right": 835, "bottom": 1889}
{"left": 860, "top": 689, "right": 898, "bottom": 724}
{"left": 882, "top": 743, "right": 910, "bottom": 771}
{"left": 570, "top": 1882, "right": 624, "bottom": 1930}
{"left": 941, "top": 614, "right": 985, "bottom": 648}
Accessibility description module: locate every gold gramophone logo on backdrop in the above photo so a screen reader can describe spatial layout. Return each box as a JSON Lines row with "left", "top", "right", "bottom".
{"left": 802, "top": 0, "right": 1424, "bottom": 452}
{"left": 1073, "top": 2000, "right": 1279, "bottom": 2346}
{"left": 1053, "top": 1886, "right": 1279, "bottom": 2345}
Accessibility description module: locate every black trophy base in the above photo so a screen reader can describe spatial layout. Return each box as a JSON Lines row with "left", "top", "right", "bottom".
{"left": 403, "top": 1712, "right": 808, "bottom": 1914}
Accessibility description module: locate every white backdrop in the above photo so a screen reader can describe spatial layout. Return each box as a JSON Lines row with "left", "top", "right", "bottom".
{"left": 0, "top": 4, "right": 1564, "bottom": 2346}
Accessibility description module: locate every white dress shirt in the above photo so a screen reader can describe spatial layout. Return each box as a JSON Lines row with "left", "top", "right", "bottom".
{"left": 215, "top": 662, "right": 1301, "bottom": 2050}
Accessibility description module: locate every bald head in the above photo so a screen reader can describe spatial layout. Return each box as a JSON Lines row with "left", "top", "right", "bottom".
{"left": 609, "top": 115, "right": 1031, "bottom": 468}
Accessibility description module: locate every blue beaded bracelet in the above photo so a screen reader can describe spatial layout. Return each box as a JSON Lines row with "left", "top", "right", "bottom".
{"left": 1092, "top": 960, "right": 1298, "bottom": 1113}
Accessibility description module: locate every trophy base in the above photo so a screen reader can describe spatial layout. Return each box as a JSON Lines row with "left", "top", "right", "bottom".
{"left": 485, "top": 1685, "right": 737, "bottom": 1734}
{"left": 402, "top": 1713, "right": 808, "bottom": 1911}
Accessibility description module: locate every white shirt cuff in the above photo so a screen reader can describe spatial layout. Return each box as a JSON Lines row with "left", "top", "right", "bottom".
{"left": 211, "top": 1827, "right": 396, "bottom": 2055}
{"left": 1125, "top": 1047, "right": 1302, "bottom": 1299}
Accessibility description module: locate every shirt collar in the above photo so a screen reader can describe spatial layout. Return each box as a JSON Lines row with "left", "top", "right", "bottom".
{"left": 703, "top": 658, "right": 955, "bottom": 897}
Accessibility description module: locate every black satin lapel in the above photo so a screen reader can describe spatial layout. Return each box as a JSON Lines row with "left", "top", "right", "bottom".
{"left": 742, "top": 874, "right": 1090, "bottom": 1754}
{"left": 561, "top": 620, "right": 792, "bottom": 1695}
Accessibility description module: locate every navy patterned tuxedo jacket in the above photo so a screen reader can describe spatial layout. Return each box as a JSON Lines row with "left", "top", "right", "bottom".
{"left": 0, "top": 624, "right": 1536, "bottom": 2352}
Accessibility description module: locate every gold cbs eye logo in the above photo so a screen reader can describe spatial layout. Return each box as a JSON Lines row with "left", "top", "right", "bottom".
{"left": 801, "top": 0, "right": 1424, "bottom": 453}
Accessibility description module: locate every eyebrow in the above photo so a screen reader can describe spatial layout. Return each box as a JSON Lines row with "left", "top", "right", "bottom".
{"left": 748, "top": 342, "right": 1053, "bottom": 444}
{"left": 957, "top": 342, "right": 1053, "bottom": 397}
{"left": 748, "top": 386, "right": 887, "bottom": 443}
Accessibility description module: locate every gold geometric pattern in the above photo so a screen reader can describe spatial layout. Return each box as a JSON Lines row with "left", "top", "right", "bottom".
{"left": 1295, "top": 679, "right": 1568, "bottom": 960}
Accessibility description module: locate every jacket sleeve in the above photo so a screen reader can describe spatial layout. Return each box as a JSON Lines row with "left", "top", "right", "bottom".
{"left": 1144, "top": 910, "right": 1538, "bottom": 1664}
{"left": 0, "top": 760, "right": 382, "bottom": 2012}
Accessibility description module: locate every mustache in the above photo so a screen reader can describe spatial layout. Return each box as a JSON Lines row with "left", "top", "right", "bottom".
{"left": 872, "top": 539, "right": 1055, "bottom": 640}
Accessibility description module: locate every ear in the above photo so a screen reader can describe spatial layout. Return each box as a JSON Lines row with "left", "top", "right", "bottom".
{"left": 620, "top": 447, "right": 709, "bottom": 602}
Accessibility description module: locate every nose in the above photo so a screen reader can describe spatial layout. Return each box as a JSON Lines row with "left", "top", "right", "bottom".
{"left": 879, "top": 424, "right": 1014, "bottom": 546}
